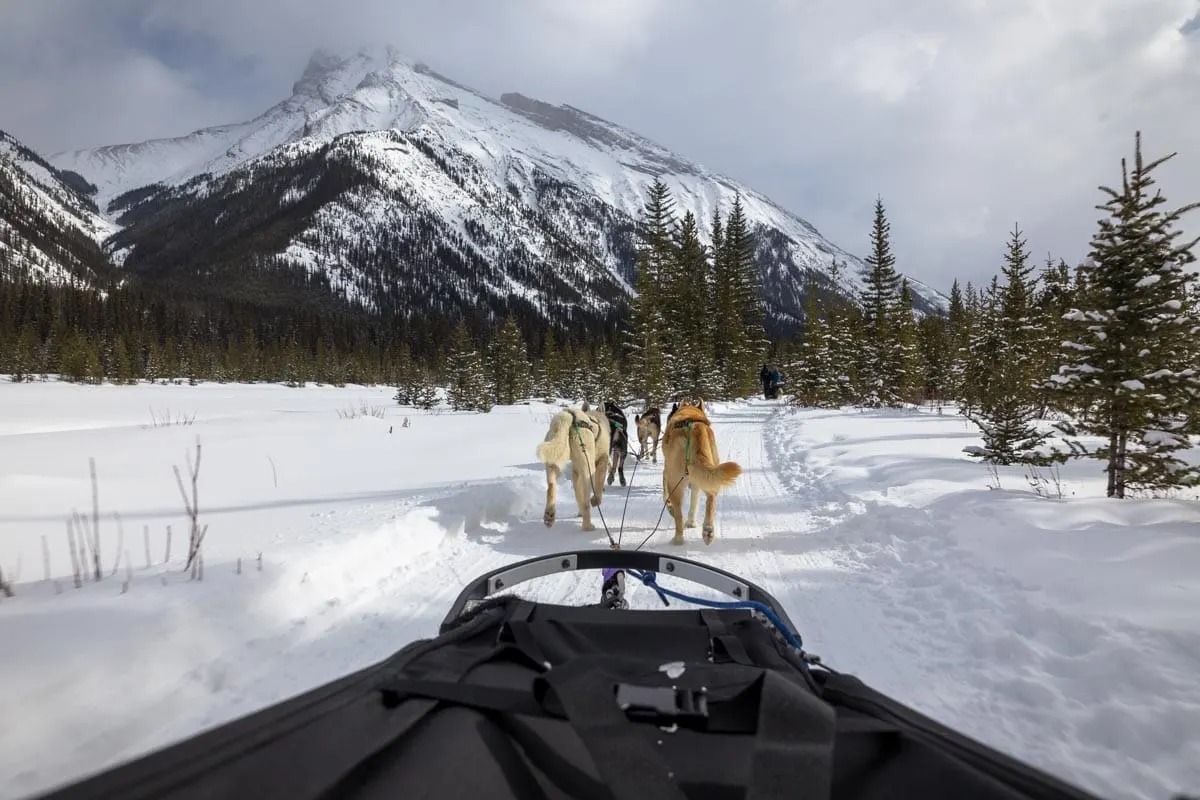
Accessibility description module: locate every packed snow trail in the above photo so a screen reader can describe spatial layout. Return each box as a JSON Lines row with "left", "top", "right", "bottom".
{"left": 1, "top": 387, "right": 1197, "bottom": 800}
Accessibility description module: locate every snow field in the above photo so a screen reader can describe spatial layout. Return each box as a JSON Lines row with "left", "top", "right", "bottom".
{"left": 0, "top": 381, "right": 1196, "bottom": 800}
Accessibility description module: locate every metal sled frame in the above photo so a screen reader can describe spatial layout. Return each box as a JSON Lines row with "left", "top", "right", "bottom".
{"left": 440, "top": 549, "right": 797, "bottom": 633}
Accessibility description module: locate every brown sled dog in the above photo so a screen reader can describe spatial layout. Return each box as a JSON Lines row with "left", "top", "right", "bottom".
{"left": 634, "top": 407, "right": 662, "bottom": 464}
{"left": 660, "top": 400, "right": 741, "bottom": 545}
{"left": 536, "top": 406, "right": 611, "bottom": 531}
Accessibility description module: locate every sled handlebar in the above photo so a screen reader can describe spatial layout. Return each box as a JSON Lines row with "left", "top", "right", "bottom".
{"left": 440, "top": 549, "right": 798, "bottom": 633}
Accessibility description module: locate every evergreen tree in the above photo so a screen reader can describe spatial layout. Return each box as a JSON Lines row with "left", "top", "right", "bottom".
{"left": 1032, "top": 255, "right": 1074, "bottom": 416}
{"left": 538, "top": 327, "right": 563, "bottom": 401}
{"left": 788, "top": 275, "right": 838, "bottom": 406}
{"left": 394, "top": 344, "right": 438, "bottom": 409}
{"left": 708, "top": 208, "right": 740, "bottom": 396}
{"left": 825, "top": 259, "right": 861, "bottom": 404}
{"left": 667, "top": 211, "right": 715, "bottom": 395}
{"left": 945, "top": 279, "right": 970, "bottom": 404}
{"left": 724, "top": 196, "right": 767, "bottom": 396}
{"left": 1048, "top": 132, "right": 1200, "bottom": 496}
{"left": 893, "top": 279, "right": 921, "bottom": 403}
{"left": 625, "top": 179, "right": 675, "bottom": 405}
{"left": 857, "top": 198, "right": 904, "bottom": 406}
{"left": 489, "top": 315, "right": 531, "bottom": 406}
{"left": 917, "top": 314, "right": 950, "bottom": 406}
{"left": 445, "top": 320, "right": 492, "bottom": 412}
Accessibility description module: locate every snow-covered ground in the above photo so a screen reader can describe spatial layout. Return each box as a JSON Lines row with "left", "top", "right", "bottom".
{"left": 0, "top": 381, "right": 1197, "bottom": 800}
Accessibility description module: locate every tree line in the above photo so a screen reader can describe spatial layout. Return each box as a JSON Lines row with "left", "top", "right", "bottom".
{"left": 3, "top": 130, "right": 1196, "bottom": 497}
{"left": 780, "top": 132, "right": 1200, "bottom": 498}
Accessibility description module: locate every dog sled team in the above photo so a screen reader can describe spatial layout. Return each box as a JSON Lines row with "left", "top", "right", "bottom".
{"left": 535, "top": 397, "right": 742, "bottom": 546}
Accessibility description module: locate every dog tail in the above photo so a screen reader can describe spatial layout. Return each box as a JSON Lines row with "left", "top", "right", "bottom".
{"left": 536, "top": 410, "right": 573, "bottom": 467}
{"left": 687, "top": 461, "right": 743, "bottom": 493}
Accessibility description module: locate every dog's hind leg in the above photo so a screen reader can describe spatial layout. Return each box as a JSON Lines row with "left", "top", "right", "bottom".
{"left": 668, "top": 478, "right": 686, "bottom": 545}
{"left": 572, "top": 468, "right": 595, "bottom": 531}
{"left": 617, "top": 451, "right": 627, "bottom": 485}
{"left": 543, "top": 465, "right": 560, "bottom": 527}
{"left": 606, "top": 449, "right": 617, "bottom": 485}
{"left": 701, "top": 492, "right": 717, "bottom": 545}
{"left": 685, "top": 483, "right": 700, "bottom": 528}
{"left": 591, "top": 451, "right": 609, "bottom": 508}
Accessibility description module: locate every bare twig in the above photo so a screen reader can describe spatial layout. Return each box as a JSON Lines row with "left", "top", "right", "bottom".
{"left": 164, "top": 524, "right": 172, "bottom": 564}
{"left": 143, "top": 525, "right": 151, "bottom": 569}
{"left": 71, "top": 510, "right": 88, "bottom": 571}
{"left": 110, "top": 512, "right": 126, "bottom": 577}
{"left": 41, "top": 535, "right": 51, "bottom": 582}
{"left": 67, "top": 519, "right": 82, "bottom": 588}
{"left": 173, "top": 440, "right": 204, "bottom": 571}
{"left": 89, "top": 457, "right": 101, "bottom": 582}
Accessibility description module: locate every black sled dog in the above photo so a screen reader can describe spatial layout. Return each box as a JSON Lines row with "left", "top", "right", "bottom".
{"left": 604, "top": 401, "right": 629, "bottom": 486}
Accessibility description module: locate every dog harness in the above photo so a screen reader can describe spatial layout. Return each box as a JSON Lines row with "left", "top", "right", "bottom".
{"left": 670, "top": 418, "right": 710, "bottom": 473}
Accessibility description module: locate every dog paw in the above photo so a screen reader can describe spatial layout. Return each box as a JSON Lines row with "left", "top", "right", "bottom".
{"left": 619, "top": 477, "right": 626, "bottom": 486}
{"left": 685, "top": 519, "right": 697, "bottom": 529}
{"left": 590, "top": 496, "right": 601, "bottom": 507}
{"left": 543, "top": 509, "right": 556, "bottom": 527}
{"left": 582, "top": 521, "right": 596, "bottom": 532}
{"left": 670, "top": 534, "right": 684, "bottom": 545}
{"left": 606, "top": 475, "right": 614, "bottom": 485}
{"left": 702, "top": 526, "right": 714, "bottom": 545}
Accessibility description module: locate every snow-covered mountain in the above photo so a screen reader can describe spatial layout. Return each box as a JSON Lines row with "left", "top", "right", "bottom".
{"left": 0, "top": 130, "right": 119, "bottom": 286}
{"left": 48, "top": 46, "right": 947, "bottom": 330}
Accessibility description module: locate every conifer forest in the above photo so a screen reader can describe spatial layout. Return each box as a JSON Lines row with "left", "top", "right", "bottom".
{"left": 2, "top": 131, "right": 1198, "bottom": 498}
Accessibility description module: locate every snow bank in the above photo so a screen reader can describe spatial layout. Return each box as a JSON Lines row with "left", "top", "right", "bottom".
{"left": 775, "top": 405, "right": 1200, "bottom": 800}
{"left": 0, "top": 385, "right": 1195, "bottom": 800}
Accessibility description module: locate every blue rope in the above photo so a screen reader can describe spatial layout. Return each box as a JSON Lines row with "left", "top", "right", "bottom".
{"left": 625, "top": 569, "right": 804, "bottom": 652}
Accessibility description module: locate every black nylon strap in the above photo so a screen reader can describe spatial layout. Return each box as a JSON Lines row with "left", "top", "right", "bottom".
{"left": 700, "top": 609, "right": 755, "bottom": 666}
{"left": 380, "top": 679, "right": 546, "bottom": 717}
{"left": 536, "top": 663, "right": 690, "bottom": 800}
{"left": 748, "top": 670, "right": 837, "bottom": 800}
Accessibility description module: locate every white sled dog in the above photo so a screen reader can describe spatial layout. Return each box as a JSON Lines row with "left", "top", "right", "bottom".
{"left": 536, "top": 405, "right": 611, "bottom": 531}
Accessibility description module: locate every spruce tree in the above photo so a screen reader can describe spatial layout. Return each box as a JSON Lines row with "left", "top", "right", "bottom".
{"left": 945, "top": 279, "right": 970, "bottom": 404}
{"left": 1032, "top": 256, "right": 1074, "bottom": 416}
{"left": 724, "top": 196, "right": 767, "bottom": 396}
{"left": 489, "top": 315, "right": 530, "bottom": 406}
{"left": 446, "top": 320, "right": 491, "bottom": 412}
{"left": 709, "top": 207, "right": 741, "bottom": 396}
{"left": 917, "top": 314, "right": 950, "bottom": 406}
{"left": 857, "top": 198, "right": 904, "bottom": 406}
{"left": 825, "top": 259, "right": 861, "bottom": 404}
{"left": 892, "top": 279, "right": 921, "bottom": 403}
{"left": 789, "top": 275, "right": 838, "bottom": 406}
{"left": 539, "top": 328, "right": 563, "bottom": 401}
{"left": 670, "top": 210, "right": 716, "bottom": 395}
{"left": 1048, "top": 132, "right": 1200, "bottom": 496}
{"left": 625, "top": 180, "right": 676, "bottom": 405}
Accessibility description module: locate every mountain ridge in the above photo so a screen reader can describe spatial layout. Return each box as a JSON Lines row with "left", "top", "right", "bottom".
{"left": 32, "top": 45, "right": 945, "bottom": 335}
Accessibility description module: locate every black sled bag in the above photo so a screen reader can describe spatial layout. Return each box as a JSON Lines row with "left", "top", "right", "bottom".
{"left": 37, "top": 595, "right": 1105, "bottom": 800}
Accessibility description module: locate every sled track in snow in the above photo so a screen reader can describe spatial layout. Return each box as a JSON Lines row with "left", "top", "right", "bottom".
{"left": 9, "top": 401, "right": 1195, "bottom": 800}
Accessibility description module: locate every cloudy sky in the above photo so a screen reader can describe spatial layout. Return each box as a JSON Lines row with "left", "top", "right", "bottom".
{"left": 3, "top": 0, "right": 1199, "bottom": 291}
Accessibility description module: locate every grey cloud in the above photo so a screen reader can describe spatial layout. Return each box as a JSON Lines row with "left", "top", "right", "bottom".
{"left": 2, "top": 0, "right": 1198, "bottom": 293}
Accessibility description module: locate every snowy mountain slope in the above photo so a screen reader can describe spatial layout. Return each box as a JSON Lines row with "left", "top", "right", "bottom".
{"left": 50, "top": 47, "right": 947, "bottom": 331}
{"left": 0, "top": 130, "right": 119, "bottom": 286}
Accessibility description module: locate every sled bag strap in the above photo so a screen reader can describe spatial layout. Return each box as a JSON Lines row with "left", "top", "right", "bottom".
{"left": 700, "top": 609, "right": 754, "bottom": 665}
{"left": 748, "top": 670, "right": 837, "bottom": 800}
{"left": 536, "top": 663, "right": 690, "bottom": 800}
